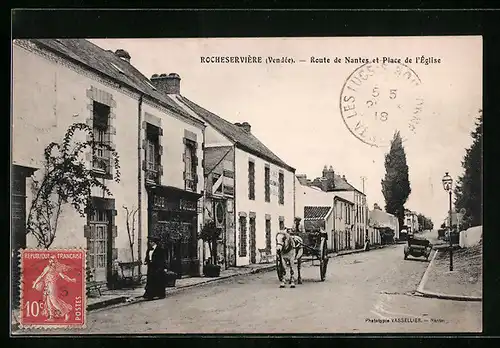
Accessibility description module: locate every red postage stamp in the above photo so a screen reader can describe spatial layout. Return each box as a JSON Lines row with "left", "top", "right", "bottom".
{"left": 19, "top": 249, "right": 86, "bottom": 329}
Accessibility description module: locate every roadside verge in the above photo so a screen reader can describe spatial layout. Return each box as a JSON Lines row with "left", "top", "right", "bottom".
{"left": 416, "top": 244, "right": 482, "bottom": 302}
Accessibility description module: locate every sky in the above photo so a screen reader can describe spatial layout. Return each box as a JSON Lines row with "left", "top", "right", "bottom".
{"left": 90, "top": 37, "right": 482, "bottom": 226}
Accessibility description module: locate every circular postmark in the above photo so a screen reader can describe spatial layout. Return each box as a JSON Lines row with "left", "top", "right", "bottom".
{"left": 340, "top": 61, "right": 424, "bottom": 147}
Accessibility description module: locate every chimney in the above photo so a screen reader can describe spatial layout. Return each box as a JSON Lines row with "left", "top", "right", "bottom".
{"left": 296, "top": 174, "right": 308, "bottom": 186}
{"left": 320, "top": 178, "right": 329, "bottom": 192}
{"left": 234, "top": 122, "right": 251, "bottom": 133}
{"left": 150, "top": 73, "right": 181, "bottom": 95}
{"left": 325, "top": 166, "right": 335, "bottom": 191}
{"left": 114, "top": 49, "right": 131, "bottom": 63}
{"left": 322, "top": 165, "right": 328, "bottom": 178}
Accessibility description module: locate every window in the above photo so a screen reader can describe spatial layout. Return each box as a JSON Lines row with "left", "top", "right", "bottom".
{"left": 92, "top": 101, "right": 111, "bottom": 174}
{"left": 239, "top": 216, "right": 247, "bottom": 257}
{"left": 265, "top": 218, "right": 272, "bottom": 250}
{"left": 248, "top": 160, "right": 255, "bottom": 200}
{"left": 184, "top": 139, "right": 198, "bottom": 191}
{"left": 279, "top": 219, "right": 285, "bottom": 231}
{"left": 88, "top": 209, "right": 109, "bottom": 272}
{"left": 278, "top": 172, "right": 284, "bottom": 205}
{"left": 145, "top": 124, "right": 161, "bottom": 184}
{"left": 264, "top": 166, "right": 270, "bottom": 202}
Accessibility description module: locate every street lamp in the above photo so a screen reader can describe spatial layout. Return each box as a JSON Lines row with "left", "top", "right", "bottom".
{"left": 442, "top": 172, "right": 453, "bottom": 271}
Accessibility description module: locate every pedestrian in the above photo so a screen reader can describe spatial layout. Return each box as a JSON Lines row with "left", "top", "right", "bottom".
{"left": 364, "top": 230, "right": 370, "bottom": 251}
{"left": 143, "top": 236, "right": 166, "bottom": 300}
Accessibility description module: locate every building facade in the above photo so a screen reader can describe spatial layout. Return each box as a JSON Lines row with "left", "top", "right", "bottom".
{"left": 404, "top": 209, "right": 419, "bottom": 233}
{"left": 12, "top": 39, "right": 205, "bottom": 290}
{"left": 296, "top": 178, "right": 355, "bottom": 252}
{"left": 297, "top": 166, "right": 368, "bottom": 250}
{"left": 173, "top": 93, "right": 296, "bottom": 266}
{"left": 368, "top": 207, "right": 399, "bottom": 244}
{"left": 201, "top": 146, "right": 236, "bottom": 269}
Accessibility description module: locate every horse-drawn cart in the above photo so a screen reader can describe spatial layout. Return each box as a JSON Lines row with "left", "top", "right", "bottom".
{"left": 276, "top": 230, "right": 329, "bottom": 282}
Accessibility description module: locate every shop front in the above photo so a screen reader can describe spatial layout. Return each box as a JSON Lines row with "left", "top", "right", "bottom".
{"left": 147, "top": 185, "right": 202, "bottom": 277}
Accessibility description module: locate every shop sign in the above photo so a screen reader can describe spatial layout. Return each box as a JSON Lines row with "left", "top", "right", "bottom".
{"left": 180, "top": 199, "right": 197, "bottom": 212}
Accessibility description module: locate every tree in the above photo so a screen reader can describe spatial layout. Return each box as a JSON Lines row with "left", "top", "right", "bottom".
{"left": 416, "top": 213, "right": 434, "bottom": 231}
{"left": 381, "top": 131, "right": 411, "bottom": 230}
{"left": 454, "top": 110, "right": 482, "bottom": 227}
{"left": 123, "top": 205, "right": 139, "bottom": 262}
{"left": 199, "top": 220, "right": 222, "bottom": 265}
{"left": 27, "top": 122, "right": 121, "bottom": 249}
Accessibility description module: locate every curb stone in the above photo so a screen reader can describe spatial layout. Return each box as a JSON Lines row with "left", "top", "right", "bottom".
{"left": 88, "top": 245, "right": 389, "bottom": 312}
{"left": 89, "top": 245, "right": 388, "bottom": 311}
{"left": 416, "top": 249, "right": 482, "bottom": 302}
{"left": 88, "top": 264, "right": 277, "bottom": 312}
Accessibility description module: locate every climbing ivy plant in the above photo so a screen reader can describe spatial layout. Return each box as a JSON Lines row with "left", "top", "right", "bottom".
{"left": 26, "top": 122, "right": 121, "bottom": 249}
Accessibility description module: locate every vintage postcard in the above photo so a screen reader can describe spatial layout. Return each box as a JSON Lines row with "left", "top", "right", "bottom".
{"left": 11, "top": 36, "right": 482, "bottom": 334}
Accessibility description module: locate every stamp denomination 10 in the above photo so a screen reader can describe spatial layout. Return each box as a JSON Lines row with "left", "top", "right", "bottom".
{"left": 340, "top": 62, "right": 425, "bottom": 147}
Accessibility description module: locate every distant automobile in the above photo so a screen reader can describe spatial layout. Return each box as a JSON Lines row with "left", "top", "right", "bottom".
{"left": 437, "top": 229, "right": 446, "bottom": 239}
{"left": 443, "top": 230, "right": 459, "bottom": 244}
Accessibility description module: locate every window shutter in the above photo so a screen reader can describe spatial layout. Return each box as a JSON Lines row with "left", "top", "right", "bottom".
{"left": 84, "top": 225, "right": 91, "bottom": 238}
{"left": 109, "top": 160, "right": 114, "bottom": 177}
{"left": 104, "top": 129, "right": 111, "bottom": 145}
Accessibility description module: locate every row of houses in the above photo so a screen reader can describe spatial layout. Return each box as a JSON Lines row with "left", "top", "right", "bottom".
{"left": 11, "top": 39, "right": 398, "bottom": 290}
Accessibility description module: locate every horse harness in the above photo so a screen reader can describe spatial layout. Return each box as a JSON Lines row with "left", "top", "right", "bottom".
{"left": 277, "top": 232, "right": 302, "bottom": 255}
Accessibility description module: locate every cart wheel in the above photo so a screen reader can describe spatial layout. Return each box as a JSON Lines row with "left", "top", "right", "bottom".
{"left": 276, "top": 256, "right": 284, "bottom": 282}
{"left": 319, "top": 237, "right": 328, "bottom": 281}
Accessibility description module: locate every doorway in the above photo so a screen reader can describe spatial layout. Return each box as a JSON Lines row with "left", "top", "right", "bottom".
{"left": 12, "top": 165, "right": 36, "bottom": 308}
{"left": 87, "top": 209, "right": 112, "bottom": 282}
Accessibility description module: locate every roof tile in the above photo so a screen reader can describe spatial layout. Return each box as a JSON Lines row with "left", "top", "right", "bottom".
{"left": 178, "top": 96, "right": 295, "bottom": 172}
{"left": 304, "top": 206, "right": 332, "bottom": 220}
{"left": 27, "top": 39, "right": 202, "bottom": 126}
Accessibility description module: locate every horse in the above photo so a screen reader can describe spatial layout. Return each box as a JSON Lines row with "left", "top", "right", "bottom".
{"left": 275, "top": 228, "right": 304, "bottom": 288}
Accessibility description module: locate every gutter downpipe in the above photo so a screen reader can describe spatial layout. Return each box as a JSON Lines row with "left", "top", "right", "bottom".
{"left": 333, "top": 196, "right": 338, "bottom": 252}
{"left": 137, "top": 94, "right": 144, "bottom": 277}
{"left": 293, "top": 173, "right": 296, "bottom": 229}
{"left": 200, "top": 128, "right": 206, "bottom": 276}
{"left": 233, "top": 145, "right": 237, "bottom": 267}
